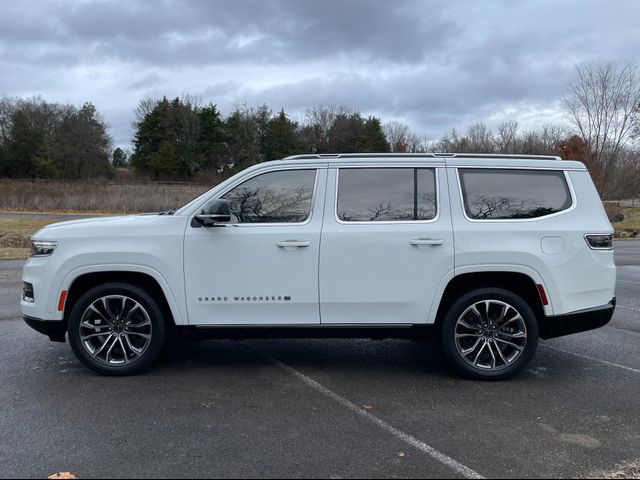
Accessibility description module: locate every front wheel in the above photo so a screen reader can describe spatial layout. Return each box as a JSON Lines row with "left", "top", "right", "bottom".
{"left": 441, "top": 288, "right": 539, "bottom": 380}
{"left": 68, "top": 283, "right": 167, "bottom": 376}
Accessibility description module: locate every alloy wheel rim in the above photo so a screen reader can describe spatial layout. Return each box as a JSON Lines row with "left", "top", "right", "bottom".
{"left": 454, "top": 299, "right": 528, "bottom": 371}
{"left": 79, "top": 295, "right": 152, "bottom": 366}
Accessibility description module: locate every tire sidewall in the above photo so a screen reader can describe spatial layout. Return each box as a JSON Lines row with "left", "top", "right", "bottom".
{"left": 68, "top": 283, "right": 166, "bottom": 376}
{"left": 441, "top": 288, "right": 539, "bottom": 380}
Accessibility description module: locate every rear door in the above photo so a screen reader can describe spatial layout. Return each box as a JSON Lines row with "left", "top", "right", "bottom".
{"left": 319, "top": 165, "right": 454, "bottom": 324}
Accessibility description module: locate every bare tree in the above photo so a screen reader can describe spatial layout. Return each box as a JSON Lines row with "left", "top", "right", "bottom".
{"left": 466, "top": 123, "right": 495, "bottom": 153}
{"left": 565, "top": 62, "right": 640, "bottom": 192}
{"left": 538, "top": 123, "right": 567, "bottom": 153}
{"left": 384, "top": 121, "right": 423, "bottom": 153}
{"left": 0, "top": 96, "right": 15, "bottom": 144}
{"left": 301, "top": 105, "right": 355, "bottom": 153}
{"left": 496, "top": 121, "right": 519, "bottom": 153}
{"left": 134, "top": 98, "right": 157, "bottom": 125}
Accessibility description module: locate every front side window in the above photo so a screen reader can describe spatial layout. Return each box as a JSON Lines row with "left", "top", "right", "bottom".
{"left": 459, "top": 169, "right": 572, "bottom": 220}
{"left": 337, "top": 168, "right": 437, "bottom": 222}
{"left": 222, "top": 169, "right": 316, "bottom": 223}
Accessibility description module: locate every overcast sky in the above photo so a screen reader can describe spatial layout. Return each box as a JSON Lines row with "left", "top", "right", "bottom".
{"left": 1, "top": 0, "right": 638, "bottom": 149}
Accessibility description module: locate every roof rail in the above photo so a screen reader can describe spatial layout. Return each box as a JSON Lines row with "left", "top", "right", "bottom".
{"left": 436, "top": 153, "right": 562, "bottom": 161}
{"left": 282, "top": 153, "right": 562, "bottom": 161}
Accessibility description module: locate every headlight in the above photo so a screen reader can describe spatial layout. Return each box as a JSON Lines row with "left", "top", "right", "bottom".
{"left": 30, "top": 240, "right": 58, "bottom": 257}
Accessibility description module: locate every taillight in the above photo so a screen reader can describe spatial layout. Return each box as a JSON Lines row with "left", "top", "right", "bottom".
{"left": 585, "top": 234, "right": 613, "bottom": 250}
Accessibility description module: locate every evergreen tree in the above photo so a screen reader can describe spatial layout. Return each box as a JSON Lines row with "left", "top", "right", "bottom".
{"left": 225, "top": 104, "right": 271, "bottom": 171}
{"left": 5, "top": 110, "right": 43, "bottom": 178}
{"left": 148, "top": 141, "right": 182, "bottom": 178}
{"left": 112, "top": 148, "right": 129, "bottom": 167}
{"left": 263, "top": 109, "right": 302, "bottom": 160}
{"left": 131, "top": 97, "right": 169, "bottom": 174}
{"left": 131, "top": 97, "right": 200, "bottom": 179}
{"left": 326, "top": 113, "right": 365, "bottom": 153}
{"left": 198, "top": 104, "right": 227, "bottom": 171}
{"left": 358, "top": 116, "right": 390, "bottom": 152}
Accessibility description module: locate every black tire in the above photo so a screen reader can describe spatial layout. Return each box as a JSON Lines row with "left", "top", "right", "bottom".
{"left": 440, "top": 288, "right": 539, "bottom": 380}
{"left": 68, "top": 283, "right": 166, "bottom": 376}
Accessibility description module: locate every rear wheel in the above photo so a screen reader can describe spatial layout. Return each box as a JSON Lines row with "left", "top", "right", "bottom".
{"left": 68, "top": 283, "right": 166, "bottom": 376}
{"left": 441, "top": 288, "right": 538, "bottom": 380}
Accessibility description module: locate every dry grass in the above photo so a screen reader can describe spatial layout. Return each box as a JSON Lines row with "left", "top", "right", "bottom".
{"left": 0, "top": 216, "right": 73, "bottom": 260}
{"left": 0, "top": 217, "right": 58, "bottom": 236}
{"left": 605, "top": 205, "right": 640, "bottom": 238}
{"left": 0, "top": 179, "right": 209, "bottom": 214}
{"left": 0, "top": 247, "right": 29, "bottom": 260}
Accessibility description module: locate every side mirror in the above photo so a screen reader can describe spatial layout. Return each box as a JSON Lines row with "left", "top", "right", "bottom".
{"left": 192, "top": 199, "right": 232, "bottom": 227}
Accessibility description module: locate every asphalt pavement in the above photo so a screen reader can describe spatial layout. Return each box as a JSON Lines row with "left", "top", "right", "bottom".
{"left": 0, "top": 243, "right": 639, "bottom": 479}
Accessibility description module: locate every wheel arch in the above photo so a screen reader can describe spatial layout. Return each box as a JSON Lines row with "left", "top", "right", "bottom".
{"left": 430, "top": 268, "right": 550, "bottom": 329}
{"left": 62, "top": 266, "right": 183, "bottom": 328}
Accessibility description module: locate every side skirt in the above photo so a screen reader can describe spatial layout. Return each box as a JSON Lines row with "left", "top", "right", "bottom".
{"left": 176, "top": 324, "right": 437, "bottom": 341}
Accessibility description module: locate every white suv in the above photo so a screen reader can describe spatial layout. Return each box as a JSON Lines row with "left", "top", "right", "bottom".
{"left": 21, "top": 154, "right": 616, "bottom": 379}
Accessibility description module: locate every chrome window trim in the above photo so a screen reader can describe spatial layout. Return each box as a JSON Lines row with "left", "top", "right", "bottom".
{"left": 455, "top": 167, "right": 577, "bottom": 223}
{"left": 334, "top": 166, "right": 441, "bottom": 225}
{"left": 190, "top": 167, "right": 321, "bottom": 228}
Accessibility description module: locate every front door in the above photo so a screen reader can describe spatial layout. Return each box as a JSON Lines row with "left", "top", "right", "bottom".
{"left": 319, "top": 166, "right": 454, "bottom": 324}
{"left": 184, "top": 167, "right": 325, "bottom": 325}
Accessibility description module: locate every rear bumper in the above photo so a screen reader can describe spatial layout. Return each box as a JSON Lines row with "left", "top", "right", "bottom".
{"left": 23, "top": 316, "right": 67, "bottom": 343}
{"left": 539, "top": 297, "right": 616, "bottom": 340}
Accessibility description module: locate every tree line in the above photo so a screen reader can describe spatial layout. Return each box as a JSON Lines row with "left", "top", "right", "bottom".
{"left": 1, "top": 62, "right": 638, "bottom": 198}
{"left": 129, "top": 99, "right": 389, "bottom": 180}
{"left": 0, "top": 97, "right": 112, "bottom": 180}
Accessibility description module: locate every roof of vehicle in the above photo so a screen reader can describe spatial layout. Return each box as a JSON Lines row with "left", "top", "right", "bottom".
{"left": 276, "top": 153, "right": 587, "bottom": 170}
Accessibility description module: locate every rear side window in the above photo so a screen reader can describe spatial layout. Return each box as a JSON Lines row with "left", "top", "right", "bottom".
{"left": 337, "top": 168, "right": 437, "bottom": 222}
{"left": 459, "top": 169, "right": 572, "bottom": 220}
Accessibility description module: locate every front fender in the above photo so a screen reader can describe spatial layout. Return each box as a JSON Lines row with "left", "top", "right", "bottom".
{"left": 59, "top": 264, "right": 186, "bottom": 325}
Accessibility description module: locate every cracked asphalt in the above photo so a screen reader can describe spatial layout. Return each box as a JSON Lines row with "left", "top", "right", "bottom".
{"left": 0, "top": 242, "right": 639, "bottom": 479}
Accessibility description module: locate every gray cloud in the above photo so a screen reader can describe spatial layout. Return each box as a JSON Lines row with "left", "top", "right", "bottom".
{"left": 0, "top": 0, "right": 638, "bottom": 147}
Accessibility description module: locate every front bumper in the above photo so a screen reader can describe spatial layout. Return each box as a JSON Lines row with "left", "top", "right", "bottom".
{"left": 539, "top": 297, "right": 616, "bottom": 340}
{"left": 23, "top": 316, "right": 67, "bottom": 343}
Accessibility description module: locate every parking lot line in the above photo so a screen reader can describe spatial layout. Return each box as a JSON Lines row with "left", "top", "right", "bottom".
{"left": 542, "top": 345, "right": 640, "bottom": 375}
{"left": 251, "top": 347, "right": 485, "bottom": 480}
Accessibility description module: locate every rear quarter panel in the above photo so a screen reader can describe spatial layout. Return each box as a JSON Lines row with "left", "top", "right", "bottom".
{"left": 448, "top": 167, "right": 616, "bottom": 315}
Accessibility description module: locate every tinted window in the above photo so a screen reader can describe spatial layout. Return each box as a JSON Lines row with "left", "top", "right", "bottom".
{"left": 459, "top": 169, "right": 572, "bottom": 220}
{"left": 417, "top": 169, "right": 437, "bottom": 220}
{"left": 222, "top": 169, "right": 316, "bottom": 223}
{"left": 337, "top": 168, "right": 437, "bottom": 222}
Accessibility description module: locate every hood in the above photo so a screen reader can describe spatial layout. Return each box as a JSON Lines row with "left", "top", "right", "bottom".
{"left": 32, "top": 214, "right": 181, "bottom": 240}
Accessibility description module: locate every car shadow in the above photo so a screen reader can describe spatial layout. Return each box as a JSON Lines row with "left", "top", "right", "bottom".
{"left": 156, "top": 337, "right": 457, "bottom": 379}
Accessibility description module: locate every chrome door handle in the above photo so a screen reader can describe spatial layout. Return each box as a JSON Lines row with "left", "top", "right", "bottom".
{"left": 410, "top": 238, "right": 445, "bottom": 247}
{"left": 277, "top": 240, "right": 311, "bottom": 250}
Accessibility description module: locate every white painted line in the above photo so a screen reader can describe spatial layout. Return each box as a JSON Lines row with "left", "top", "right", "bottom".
{"left": 542, "top": 345, "right": 640, "bottom": 375}
{"left": 252, "top": 348, "right": 485, "bottom": 480}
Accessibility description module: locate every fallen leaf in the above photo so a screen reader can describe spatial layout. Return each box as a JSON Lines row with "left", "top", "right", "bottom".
{"left": 48, "top": 473, "right": 77, "bottom": 480}
{"left": 590, "top": 460, "right": 640, "bottom": 479}
{"left": 363, "top": 405, "right": 374, "bottom": 411}
{"left": 201, "top": 400, "right": 216, "bottom": 409}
